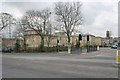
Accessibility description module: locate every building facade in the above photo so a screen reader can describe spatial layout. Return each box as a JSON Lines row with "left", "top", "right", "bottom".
{"left": 2, "top": 38, "right": 23, "bottom": 50}
{"left": 24, "top": 30, "right": 103, "bottom": 49}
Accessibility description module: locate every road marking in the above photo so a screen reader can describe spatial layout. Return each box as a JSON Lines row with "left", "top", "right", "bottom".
{"left": 96, "top": 55, "right": 102, "bottom": 56}
{"left": 82, "top": 53, "right": 87, "bottom": 54}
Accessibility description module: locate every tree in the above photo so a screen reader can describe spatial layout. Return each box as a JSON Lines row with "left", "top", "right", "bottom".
{"left": 15, "top": 38, "right": 21, "bottom": 52}
{"left": 0, "top": 13, "right": 16, "bottom": 32}
{"left": 14, "top": 17, "right": 28, "bottom": 51}
{"left": 24, "top": 8, "right": 51, "bottom": 51}
{"left": 54, "top": 2, "right": 83, "bottom": 53}
{"left": 45, "top": 20, "right": 52, "bottom": 48}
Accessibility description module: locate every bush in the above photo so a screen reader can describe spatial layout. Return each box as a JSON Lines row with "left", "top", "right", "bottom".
{"left": 25, "top": 46, "right": 68, "bottom": 53}
{"left": 75, "top": 41, "right": 80, "bottom": 48}
{"left": 14, "top": 41, "right": 21, "bottom": 52}
{"left": 26, "top": 48, "right": 34, "bottom": 53}
{"left": 42, "top": 46, "right": 68, "bottom": 52}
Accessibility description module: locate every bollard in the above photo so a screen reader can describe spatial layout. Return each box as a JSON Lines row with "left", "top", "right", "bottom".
{"left": 68, "top": 48, "right": 71, "bottom": 53}
{"left": 97, "top": 46, "right": 99, "bottom": 50}
{"left": 68, "top": 44, "right": 71, "bottom": 54}
{"left": 116, "top": 50, "right": 120, "bottom": 64}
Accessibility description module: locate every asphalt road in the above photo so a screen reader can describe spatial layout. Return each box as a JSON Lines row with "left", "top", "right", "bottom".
{"left": 2, "top": 48, "right": 119, "bottom": 78}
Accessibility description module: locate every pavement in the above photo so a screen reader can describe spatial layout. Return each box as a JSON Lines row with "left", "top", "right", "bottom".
{"left": 2, "top": 48, "right": 119, "bottom": 78}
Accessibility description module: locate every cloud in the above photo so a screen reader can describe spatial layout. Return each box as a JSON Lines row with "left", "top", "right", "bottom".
{"left": 1, "top": 1, "right": 118, "bottom": 37}
{"left": 2, "top": 2, "right": 23, "bottom": 19}
{"left": 2, "top": 2, "right": 53, "bottom": 14}
{"left": 81, "top": 2, "right": 118, "bottom": 37}
{"left": 1, "top": 0, "right": 119, "bottom": 2}
{"left": 0, "top": 3, "right": 2, "bottom": 12}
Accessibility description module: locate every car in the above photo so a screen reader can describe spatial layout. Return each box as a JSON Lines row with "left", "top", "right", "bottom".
{"left": 111, "top": 45, "right": 118, "bottom": 49}
{"left": 2, "top": 47, "right": 13, "bottom": 53}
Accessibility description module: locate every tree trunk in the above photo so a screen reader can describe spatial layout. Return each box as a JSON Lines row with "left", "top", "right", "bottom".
{"left": 48, "top": 41, "right": 50, "bottom": 48}
{"left": 67, "top": 36, "right": 71, "bottom": 53}
{"left": 48, "top": 37, "right": 51, "bottom": 48}
{"left": 45, "top": 37, "right": 50, "bottom": 52}
{"left": 40, "top": 36, "right": 44, "bottom": 52}
{"left": 23, "top": 37, "right": 27, "bottom": 52}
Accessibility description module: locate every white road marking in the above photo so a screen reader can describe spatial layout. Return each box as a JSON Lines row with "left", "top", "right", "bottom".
{"left": 82, "top": 53, "right": 87, "bottom": 54}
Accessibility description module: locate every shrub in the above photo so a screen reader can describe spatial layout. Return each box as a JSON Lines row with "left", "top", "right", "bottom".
{"left": 14, "top": 40, "right": 21, "bottom": 52}
{"left": 76, "top": 41, "right": 80, "bottom": 48}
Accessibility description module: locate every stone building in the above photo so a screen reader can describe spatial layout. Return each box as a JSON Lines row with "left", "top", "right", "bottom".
{"left": 1, "top": 29, "right": 114, "bottom": 52}
{"left": 24, "top": 30, "right": 103, "bottom": 49}
{"left": 2, "top": 38, "right": 23, "bottom": 51}
{"left": 80, "top": 34, "right": 100, "bottom": 47}
{"left": 101, "top": 37, "right": 113, "bottom": 47}
{"left": 95, "top": 37, "right": 102, "bottom": 46}
{"left": 24, "top": 30, "right": 78, "bottom": 49}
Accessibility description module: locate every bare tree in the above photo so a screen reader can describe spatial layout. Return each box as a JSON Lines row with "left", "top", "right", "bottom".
{"left": 0, "top": 13, "right": 16, "bottom": 39}
{"left": 54, "top": 2, "right": 83, "bottom": 53}
{"left": 0, "top": 13, "right": 16, "bottom": 31}
{"left": 16, "top": 17, "right": 28, "bottom": 51}
{"left": 24, "top": 8, "right": 51, "bottom": 51}
{"left": 45, "top": 20, "right": 52, "bottom": 47}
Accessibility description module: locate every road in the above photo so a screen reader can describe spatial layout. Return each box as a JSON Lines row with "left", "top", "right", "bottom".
{"left": 2, "top": 48, "right": 119, "bottom": 78}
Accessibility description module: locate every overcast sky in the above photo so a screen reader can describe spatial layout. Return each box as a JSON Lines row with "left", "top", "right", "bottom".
{"left": 0, "top": 0, "right": 119, "bottom": 37}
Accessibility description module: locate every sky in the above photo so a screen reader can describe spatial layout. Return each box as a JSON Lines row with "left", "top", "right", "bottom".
{"left": 0, "top": 0, "right": 119, "bottom": 37}
{"left": 118, "top": 2, "right": 120, "bottom": 37}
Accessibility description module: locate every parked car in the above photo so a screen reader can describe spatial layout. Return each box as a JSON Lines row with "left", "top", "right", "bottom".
{"left": 2, "top": 47, "right": 13, "bottom": 53}
{"left": 111, "top": 45, "right": 118, "bottom": 49}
